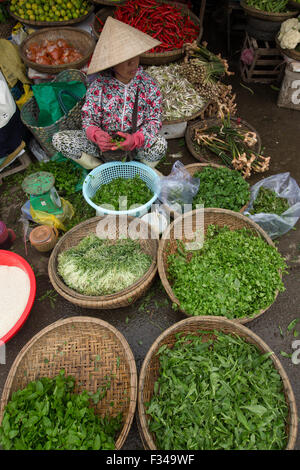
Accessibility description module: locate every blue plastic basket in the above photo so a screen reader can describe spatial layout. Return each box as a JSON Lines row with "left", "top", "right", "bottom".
{"left": 82, "top": 161, "right": 160, "bottom": 217}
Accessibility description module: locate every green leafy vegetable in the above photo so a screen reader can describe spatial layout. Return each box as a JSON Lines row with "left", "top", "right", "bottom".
{"left": 167, "top": 225, "right": 287, "bottom": 319}
{"left": 245, "top": 0, "right": 289, "bottom": 13}
{"left": 250, "top": 187, "right": 290, "bottom": 216}
{"left": 146, "top": 331, "right": 289, "bottom": 450}
{"left": 92, "top": 175, "right": 153, "bottom": 210}
{"left": 57, "top": 234, "right": 152, "bottom": 296}
{"left": 193, "top": 166, "right": 250, "bottom": 212}
{"left": 0, "top": 370, "right": 122, "bottom": 450}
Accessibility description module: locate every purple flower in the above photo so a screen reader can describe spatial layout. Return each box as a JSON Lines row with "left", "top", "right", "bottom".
{"left": 241, "top": 48, "right": 254, "bottom": 65}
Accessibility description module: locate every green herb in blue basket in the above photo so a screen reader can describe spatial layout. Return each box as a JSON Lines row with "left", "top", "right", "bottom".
{"left": 92, "top": 175, "right": 153, "bottom": 210}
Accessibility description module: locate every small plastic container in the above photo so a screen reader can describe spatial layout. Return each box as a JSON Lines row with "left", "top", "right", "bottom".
{"left": 0, "top": 221, "right": 16, "bottom": 250}
{"left": 29, "top": 225, "right": 58, "bottom": 253}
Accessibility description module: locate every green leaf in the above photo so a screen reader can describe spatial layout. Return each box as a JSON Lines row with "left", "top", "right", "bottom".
{"left": 242, "top": 405, "right": 267, "bottom": 416}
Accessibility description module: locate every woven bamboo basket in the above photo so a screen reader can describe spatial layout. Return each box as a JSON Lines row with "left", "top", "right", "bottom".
{"left": 20, "top": 68, "right": 87, "bottom": 157}
{"left": 48, "top": 216, "right": 158, "bottom": 309}
{"left": 92, "top": 0, "right": 126, "bottom": 4}
{"left": 138, "top": 316, "right": 298, "bottom": 450}
{"left": 161, "top": 100, "right": 214, "bottom": 127}
{"left": 20, "top": 27, "right": 96, "bottom": 74}
{"left": 92, "top": 2, "right": 203, "bottom": 65}
{"left": 275, "top": 35, "right": 300, "bottom": 61}
{"left": 0, "top": 316, "right": 137, "bottom": 450}
{"left": 162, "top": 163, "right": 251, "bottom": 220}
{"left": 240, "top": 0, "right": 298, "bottom": 21}
{"left": 157, "top": 208, "right": 282, "bottom": 324}
{"left": 185, "top": 117, "right": 262, "bottom": 168}
{"left": 8, "top": 5, "right": 94, "bottom": 27}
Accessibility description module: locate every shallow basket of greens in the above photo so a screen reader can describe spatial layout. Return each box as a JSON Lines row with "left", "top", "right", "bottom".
{"left": 157, "top": 208, "right": 287, "bottom": 323}
{"left": 138, "top": 317, "right": 298, "bottom": 450}
{"left": 163, "top": 163, "right": 251, "bottom": 220}
{"left": 0, "top": 317, "right": 137, "bottom": 450}
{"left": 48, "top": 216, "right": 158, "bottom": 309}
{"left": 240, "top": 0, "right": 298, "bottom": 20}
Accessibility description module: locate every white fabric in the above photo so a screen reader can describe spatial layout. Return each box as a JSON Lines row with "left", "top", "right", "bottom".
{"left": 0, "top": 70, "right": 16, "bottom": 129}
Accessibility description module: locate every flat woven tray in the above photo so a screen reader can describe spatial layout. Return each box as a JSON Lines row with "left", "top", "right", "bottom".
{"left": 0, "top": 316, "right": 137, "bottom": 450}
{"left": 48, "top": 216, "right": 158, "bottom": 309}
{"left": 138, "top": 316, "right": 298, "bottom": 450}
{"left": 240, "top": 0, "right": 298, "bottom": 21}
{"left": 8, "top": 5, "right": 94, "bottom": 27}
{"left": 157, "top": 208, "right": 281, "bottom": 324}
{"left": 185, "top": 117, "right": 261, "bottom": 167}
{"left": 20, "top": 27, "right": 96, "bottom": 74}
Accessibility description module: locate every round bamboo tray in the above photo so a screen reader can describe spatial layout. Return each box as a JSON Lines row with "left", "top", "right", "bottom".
{"left": 162, "top": 163, "right": 251, "bottom": 220}
{"left": 288, "top": 0, "right": 300, "bottom": 10}
{"left": 157, "top": 208, "right": 282, "bottom": 324}
{"left": 0, "top": 316, "right": 137, "bottom": 450}
{"left": 240, "top": 0, "right": 298, "bottom": 21}
{"left": 161, "top": 100, "right": 214, "bottom": 127}
{"left": 92, "top": 2, "right": 203, "bottom": 65}
{"left": 138, "top": 316, "right": 298, "bottom": 450}
{"left": 19, "top": 27, "right": 96, "bottom": 74}
{"left": 275, "top": 35, "right": 300, "bottom": 61}
{"left": 48, "top": 216, "right": 158, "bottom": 309}
{"left": 185, "top": 117, "right": 262, "bottom": 167}
{"left": 8, "top": 5, "right": 94, "bottom": 27}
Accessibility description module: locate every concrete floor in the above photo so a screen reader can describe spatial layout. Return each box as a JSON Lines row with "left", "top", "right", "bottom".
{"left": 0, "top": 32, "right": 300, "bottom": 450}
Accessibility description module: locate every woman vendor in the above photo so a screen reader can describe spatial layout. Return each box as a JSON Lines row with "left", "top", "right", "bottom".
{"left": 52, "top": 17, "right": 168, "bottom": 169}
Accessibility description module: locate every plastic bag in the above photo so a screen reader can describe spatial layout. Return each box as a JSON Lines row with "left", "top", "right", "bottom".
{"left": 30, "top": 197, "right": 74, "bottom": 232}
{"left": 158, "top": 161, "right": 200, "bottom": 214}
{"left": 244, "top": 172, "right": 300, "bottom": 239}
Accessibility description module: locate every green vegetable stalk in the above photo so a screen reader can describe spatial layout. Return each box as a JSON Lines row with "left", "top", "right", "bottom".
{"left": 245, "top": 0, "right": 289, "bottom": 13}
{"left": 0, "top": 370, "right": 123, "bottom": 450}
{"left": 250, "top": 187, "right": 290, "bottom": 215}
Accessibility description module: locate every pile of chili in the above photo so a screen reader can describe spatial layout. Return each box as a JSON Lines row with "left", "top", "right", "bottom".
{"left": 96, "top": 0, "right": 200, "bottom": 53}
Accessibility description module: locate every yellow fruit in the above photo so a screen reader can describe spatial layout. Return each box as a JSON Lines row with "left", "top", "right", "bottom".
{"left": 29, "top": 14, "right": 35, "bottom": 20}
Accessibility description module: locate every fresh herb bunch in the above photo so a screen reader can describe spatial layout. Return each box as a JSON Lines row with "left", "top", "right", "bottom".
{"left": 245, "top": 0, "right": 289, "bottom": 13}
{"left": 167, "top": 225, "right": 287, "bottom": 319}
{"left": 58, "top": 234, "right": 152, "bottom": 296}
{"left": 146, "top": 331, "right": 289, "bottom": 450}
{"left": 63, "top": 192, "right": 95, "bottom": 231}
{"left": 250, "top": 187, "right": 290, "bottom": 215}
{"left": 5, "top": 159, "right": 84, "bottom": 197}
{"left": 0, "top": 370, "right": 122, "bottom": 450}
{"left": 92, "top": 175, "right": 153, "bottom": 210}
{"left": 193, "top": 167, "right": 250, "bottom": 211}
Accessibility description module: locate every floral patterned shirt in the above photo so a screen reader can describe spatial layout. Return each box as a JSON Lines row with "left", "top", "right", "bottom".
{"left": 81, "top": 66, "right": 163, "bottom": 149}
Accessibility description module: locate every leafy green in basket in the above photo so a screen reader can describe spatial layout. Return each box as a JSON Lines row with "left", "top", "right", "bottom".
{"left": 192, "top": 166, "right": 250, "bottom": 212}
{"left": 146, "top": 331, "right": 289, "bottom": 450}
{"left": 92, "top": 175, "right": 153, "bottom": 211}
{"left": 167, "top": 224, "right": 287, "bottom": 319}
{"left": 0, "top": 370, "right": 122, "bottom": 450}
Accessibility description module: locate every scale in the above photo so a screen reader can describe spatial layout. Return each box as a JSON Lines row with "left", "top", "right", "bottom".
{"left": 22, "top": 171, "right": 63, "bottom": 215}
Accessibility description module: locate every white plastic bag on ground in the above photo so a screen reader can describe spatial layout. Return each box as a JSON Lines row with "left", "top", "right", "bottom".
{"left": 244, "top": 172, "right": 300, "bottom": 239}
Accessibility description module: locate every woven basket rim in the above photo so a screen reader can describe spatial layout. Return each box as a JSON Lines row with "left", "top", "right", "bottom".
{"left": 137, "top": 316, "right": 298, "bottom": 450}
{"left": 0, "top": 316, "right": 137, "bottom": 450}
{"left": 48, "top": 216, "right": 158, "bottom": 308}
{"left": 162, "top": 163, "right": 250, "bottom": 220}
{"left": 19, "top": 27, "right": 96, "bottom": 74}
{"left": 240, "top": 0, "right": 298, "bottom": 20}
{"left": 185, "top": 117, "right": 262, "bottom": 165}
{"left": 157, "top": 208, "right": 280, "bottom": 324}
{"left": 93, "top": 1, "right": 203, "bottom": 60}
{"left": 8, "top": 5, "right": 94, "bottom": 26}
{"left": 161, "top": 100, "right": 213, "bottom": 126}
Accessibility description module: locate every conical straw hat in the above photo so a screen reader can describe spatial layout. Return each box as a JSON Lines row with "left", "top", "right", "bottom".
{"left": 87, "top": 17, "right": 161, "bottom": 74}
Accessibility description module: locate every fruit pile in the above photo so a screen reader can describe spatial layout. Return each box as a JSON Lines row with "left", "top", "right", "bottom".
{"left": 26, "top": 39, "right": 83, "bottom": 65}
{"left": 9, "top": 0, "right": 91, "bottom": 22}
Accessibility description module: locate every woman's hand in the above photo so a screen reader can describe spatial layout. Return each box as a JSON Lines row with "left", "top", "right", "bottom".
{"left": 112, "top": 131, "right": 144, "bottom": 151}
{"left": 86, "top": 126, "right": 114, "bottom": 152}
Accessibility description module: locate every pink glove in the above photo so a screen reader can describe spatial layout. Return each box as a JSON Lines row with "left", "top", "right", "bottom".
{"left": 111, "top": 131, "right": 145, "bottom": 151}
{"left": 86, "top": 126, "right": 113, "bottom": 152}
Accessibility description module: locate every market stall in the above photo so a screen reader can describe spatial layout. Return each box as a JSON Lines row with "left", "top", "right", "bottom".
{"left": 0, "top": 0, "right": 299, "bottom": 452}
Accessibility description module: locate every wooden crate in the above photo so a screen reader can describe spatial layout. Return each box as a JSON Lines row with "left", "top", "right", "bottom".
{"left": 0, "top": 144, "right": 32, "bottom": 185}
{"left": 240, "top": 33, "right": 285, "bottom": 84}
